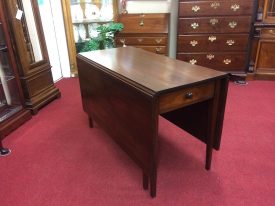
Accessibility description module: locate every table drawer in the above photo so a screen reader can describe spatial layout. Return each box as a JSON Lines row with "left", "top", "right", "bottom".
{"left": 177, "top": 34, "right": 249, "bottom": 52}
{"left": 115, "top": 36, "right": 167, "bottom": 46}
{"left": 179, "top": 0, "right": 254, "bottom": 17}
{"left": 178, "top": 16, "right": 252, "bottom": 34}
{"left": 177, "top": 52, "right": 247, "bottom": 72}
{"left": 159, "top": 82, "right": 215, "bottom": 114}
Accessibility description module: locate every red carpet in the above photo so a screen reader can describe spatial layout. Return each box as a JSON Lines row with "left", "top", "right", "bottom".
{"left": 1, "top": 78, "right": 275, "bottom": 205}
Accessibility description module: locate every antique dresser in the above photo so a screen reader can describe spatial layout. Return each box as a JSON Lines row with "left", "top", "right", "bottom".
{"left": 115, "top": 13, "right": 169, "bottom": 56}
{"left": 177, "top": 0, "right": 257, "bottom": 76}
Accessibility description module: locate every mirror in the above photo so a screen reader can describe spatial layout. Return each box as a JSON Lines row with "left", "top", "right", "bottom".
{"left": 17, "top": 0, "right": 43, "bottom": 63}
{"left": 267, "top": 0, "right": 275, "bottom": 17}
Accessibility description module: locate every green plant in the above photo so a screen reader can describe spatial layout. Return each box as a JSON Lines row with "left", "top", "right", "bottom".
{"left": 80, "top": 22, "right": 123, "bottom": 52}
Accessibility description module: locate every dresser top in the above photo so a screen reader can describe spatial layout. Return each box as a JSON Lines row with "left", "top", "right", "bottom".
{"left": 78, "top": 47, "right": 227, "bottom": 94}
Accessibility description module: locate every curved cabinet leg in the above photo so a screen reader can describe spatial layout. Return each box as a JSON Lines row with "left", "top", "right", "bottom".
{"left": 0, "top": 142, "right": 11, "bottom": 157}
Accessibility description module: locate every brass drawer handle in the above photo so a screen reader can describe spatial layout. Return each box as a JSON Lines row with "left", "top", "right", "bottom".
{"left": 208, "top": 36, "right": 217, "bottom": 42}
{"left": 120, "top": 39, "right": 126, "bottom": 47}
{"left": 210, "top": 2, "right": 220, "bottom": 9}
{"left": 210, "top": 18, "right": 219, "bottom": 26}
{"left": 189, "top": 59, "right": 197, "bottom": 65}
{"left": 231, "top": 4, "right": 240, "bottom": 11}
{"left": 155, "top": 47, "right": 162, "bottom": 53}
{"left": 155, "top": 38, "right": 163, "bottom": 44}
{"left": 185, "top": 92, "right": 193, "bottom": 99}
{"left": 226, "top": 40, "right": 235, "bottom": 46}
{"left": 190, "top": 40, "right": 198, "bottom": 47}
{"left": 137, "top": 38, "right": 143, "bottom": 42}
{"left": 191, "top": 22, "right": 199, "bottom": 29}
{"left": 269, "top": 30, "right": 275, "bottom": 35}
{"left": 192, "top": 5, "right": 200, "bottom": 12}
{"left": 207, "top": 54, "right": 215, "bottom": 60}
{"left": 229, "top": 21, "right": 237, "bottom": 28}
{"left": 223, "top": 59, "right": 232, "bottom": 65}
{"left": 139, "top": 19, "right": 144, "bottom": 26}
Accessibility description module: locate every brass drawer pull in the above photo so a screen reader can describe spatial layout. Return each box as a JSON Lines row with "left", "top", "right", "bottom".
{"left": 137, "top": 38, "right": 143, "bottom": 42}
{"left": 139, "top": 19, "right": 144, "bottom": 26}
{"left": 120, "top": 39, "right": 126, "bottom": 47}
{"left": 185, "top": 92, "right": 193, "bottom": 99}
{"left": 223, "top": 59, "right": 232, "bottom": 65}
{"left": 226, "top": 40, "right": 235, "bottom": 46}
{"left": 210, "top": 2, "right": 220, "bottom": 9}
{"left": 229, "top": 21, "right": 237, "bottom": 28}
{"left": 190, "top": 40, "right": 198, "bottom": 47}
{"left": 155, "top": 47, "right": 162, "bottom": 53}
{"left": 189, "top": 59, "right": 197, "bottom": 65}
{"left": 210, "top": 18, "right": 219, "bottom": 26}
{"left": 269, "top": 30, "right": 275, "bottom": 35}
{"left": 207, "top": 54, "right": 215, "bottom": 60}
{"left": 191, "top": 22, "right": 199, "bottom": 29}
{"left": 155, "top": 38, "right": 163, "bottom": 44}
{"left": 192, "top": 5, "right": 200, "bottom": 12}
{"left": 208, "top": 36, "right": 217, "bottom": 42}
{"left": 231, "top": 4, "right": 240, "bottom": 11}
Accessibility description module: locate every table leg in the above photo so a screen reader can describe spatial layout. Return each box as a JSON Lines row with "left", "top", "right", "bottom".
{"left": 150, "top": 171, "right": 157, "bottom": 198}
{"left": 143, "top": 172, "right": 149, "bottom": 190}
{"left": 205, "top": 145, "right": 213, "bottom": 170}
{"left": 88, "top": 116, "right": 93, "bottom": 128}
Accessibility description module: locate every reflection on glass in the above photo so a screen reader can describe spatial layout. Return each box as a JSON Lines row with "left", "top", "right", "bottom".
{"left": 267, "top": 0, "right": 275, "bottom": 17}
{"left": 0, "top": 25, "right": 22, "bottom": 122}
{"left": 17, "top": 0, "right": 43, "bottom": 63}
{"left": 70, "top": 0, "right": 114, "bottom": 45}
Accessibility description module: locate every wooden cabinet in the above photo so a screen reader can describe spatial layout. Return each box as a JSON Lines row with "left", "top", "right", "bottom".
{"left": 115, "top": 13, "right": 169, "bottom": 56}
{"left": 177, "top": 0, "right": 257, "bottom": 76}
{"left": 253, "top": 0, "right": 275, "bottom": 80}
{"left": 0, "top": 0, "right": 31, "bottom": 155}
{"left": 4, "top": 0, "right": 60, "bottom": 114}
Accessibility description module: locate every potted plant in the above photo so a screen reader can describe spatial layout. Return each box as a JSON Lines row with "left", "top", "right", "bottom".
{"left": 80, "top": 22, "right": 123, "bottom": 52}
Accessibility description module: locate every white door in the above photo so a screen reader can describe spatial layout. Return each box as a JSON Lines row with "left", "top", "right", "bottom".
{"left": 38, "top": 0, "right": 71, "bottom": 82}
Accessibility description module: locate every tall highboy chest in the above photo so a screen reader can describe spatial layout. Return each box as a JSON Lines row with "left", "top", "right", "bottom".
{"left": 177, "top": 0, "right": 257, "bottom": 75}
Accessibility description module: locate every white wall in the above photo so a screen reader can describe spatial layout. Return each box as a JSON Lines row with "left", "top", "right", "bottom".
{"left": 123, "top": 0, "right": 178, "bottom": 58}
{"left": 38, "top": 0, "right": 71, "bottom": 82}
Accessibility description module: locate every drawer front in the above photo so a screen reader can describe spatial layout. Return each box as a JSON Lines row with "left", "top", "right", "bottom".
{"left": 159, "top": 82, "right": 215, "bottom": 114}
{"left": 115, "top": 36, "right": 167, "bottom": 46}
{"left": 260, "top": 29, "right": 275, "bottom": 38}
{"left": 177, "top": 52, "right": 247, "bottom": 72}
{"left": 178, "top": 16, "right": 252, "bottom": 34}
{"left": 179, "top": 0, "right": 254, "bottom": 17}
{"left": 115, "top": 45, "right": 167, "bottom": 55}
{"left": 117, "top": 13, "right": 169, "bottom": 34}
{"left": 177, "top": 34, "right": 249, "bottom": 52}
{"left": 136, "top": 46, "right": 167, "bottom": 55}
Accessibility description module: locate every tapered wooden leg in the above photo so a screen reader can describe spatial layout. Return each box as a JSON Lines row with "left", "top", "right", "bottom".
{"left": 143, "top": 172, "right": 149, "bottom": 190}
{"left": 205, "top": 145, "right": 212, "bottom": 170}
{"left": 88, "top": 116, "right": 93, "bottom": 128}
{"left": 150, "top": 174, "right": 157, "bottom": 198}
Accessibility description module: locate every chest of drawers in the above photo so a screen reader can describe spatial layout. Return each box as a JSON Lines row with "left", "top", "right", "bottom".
{"left": 177, "top": 0, "right": 257, "bottom": 75}
{"left": 115, "top": 13, "right": 169, "bottom": 55}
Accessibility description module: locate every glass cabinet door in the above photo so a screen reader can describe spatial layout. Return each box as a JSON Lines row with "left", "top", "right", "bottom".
{"left": 0, "top": 23, "right": 23, "bottom": 122}
{"left": 70, "top": 0, "right": 117, "bottom": 51}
